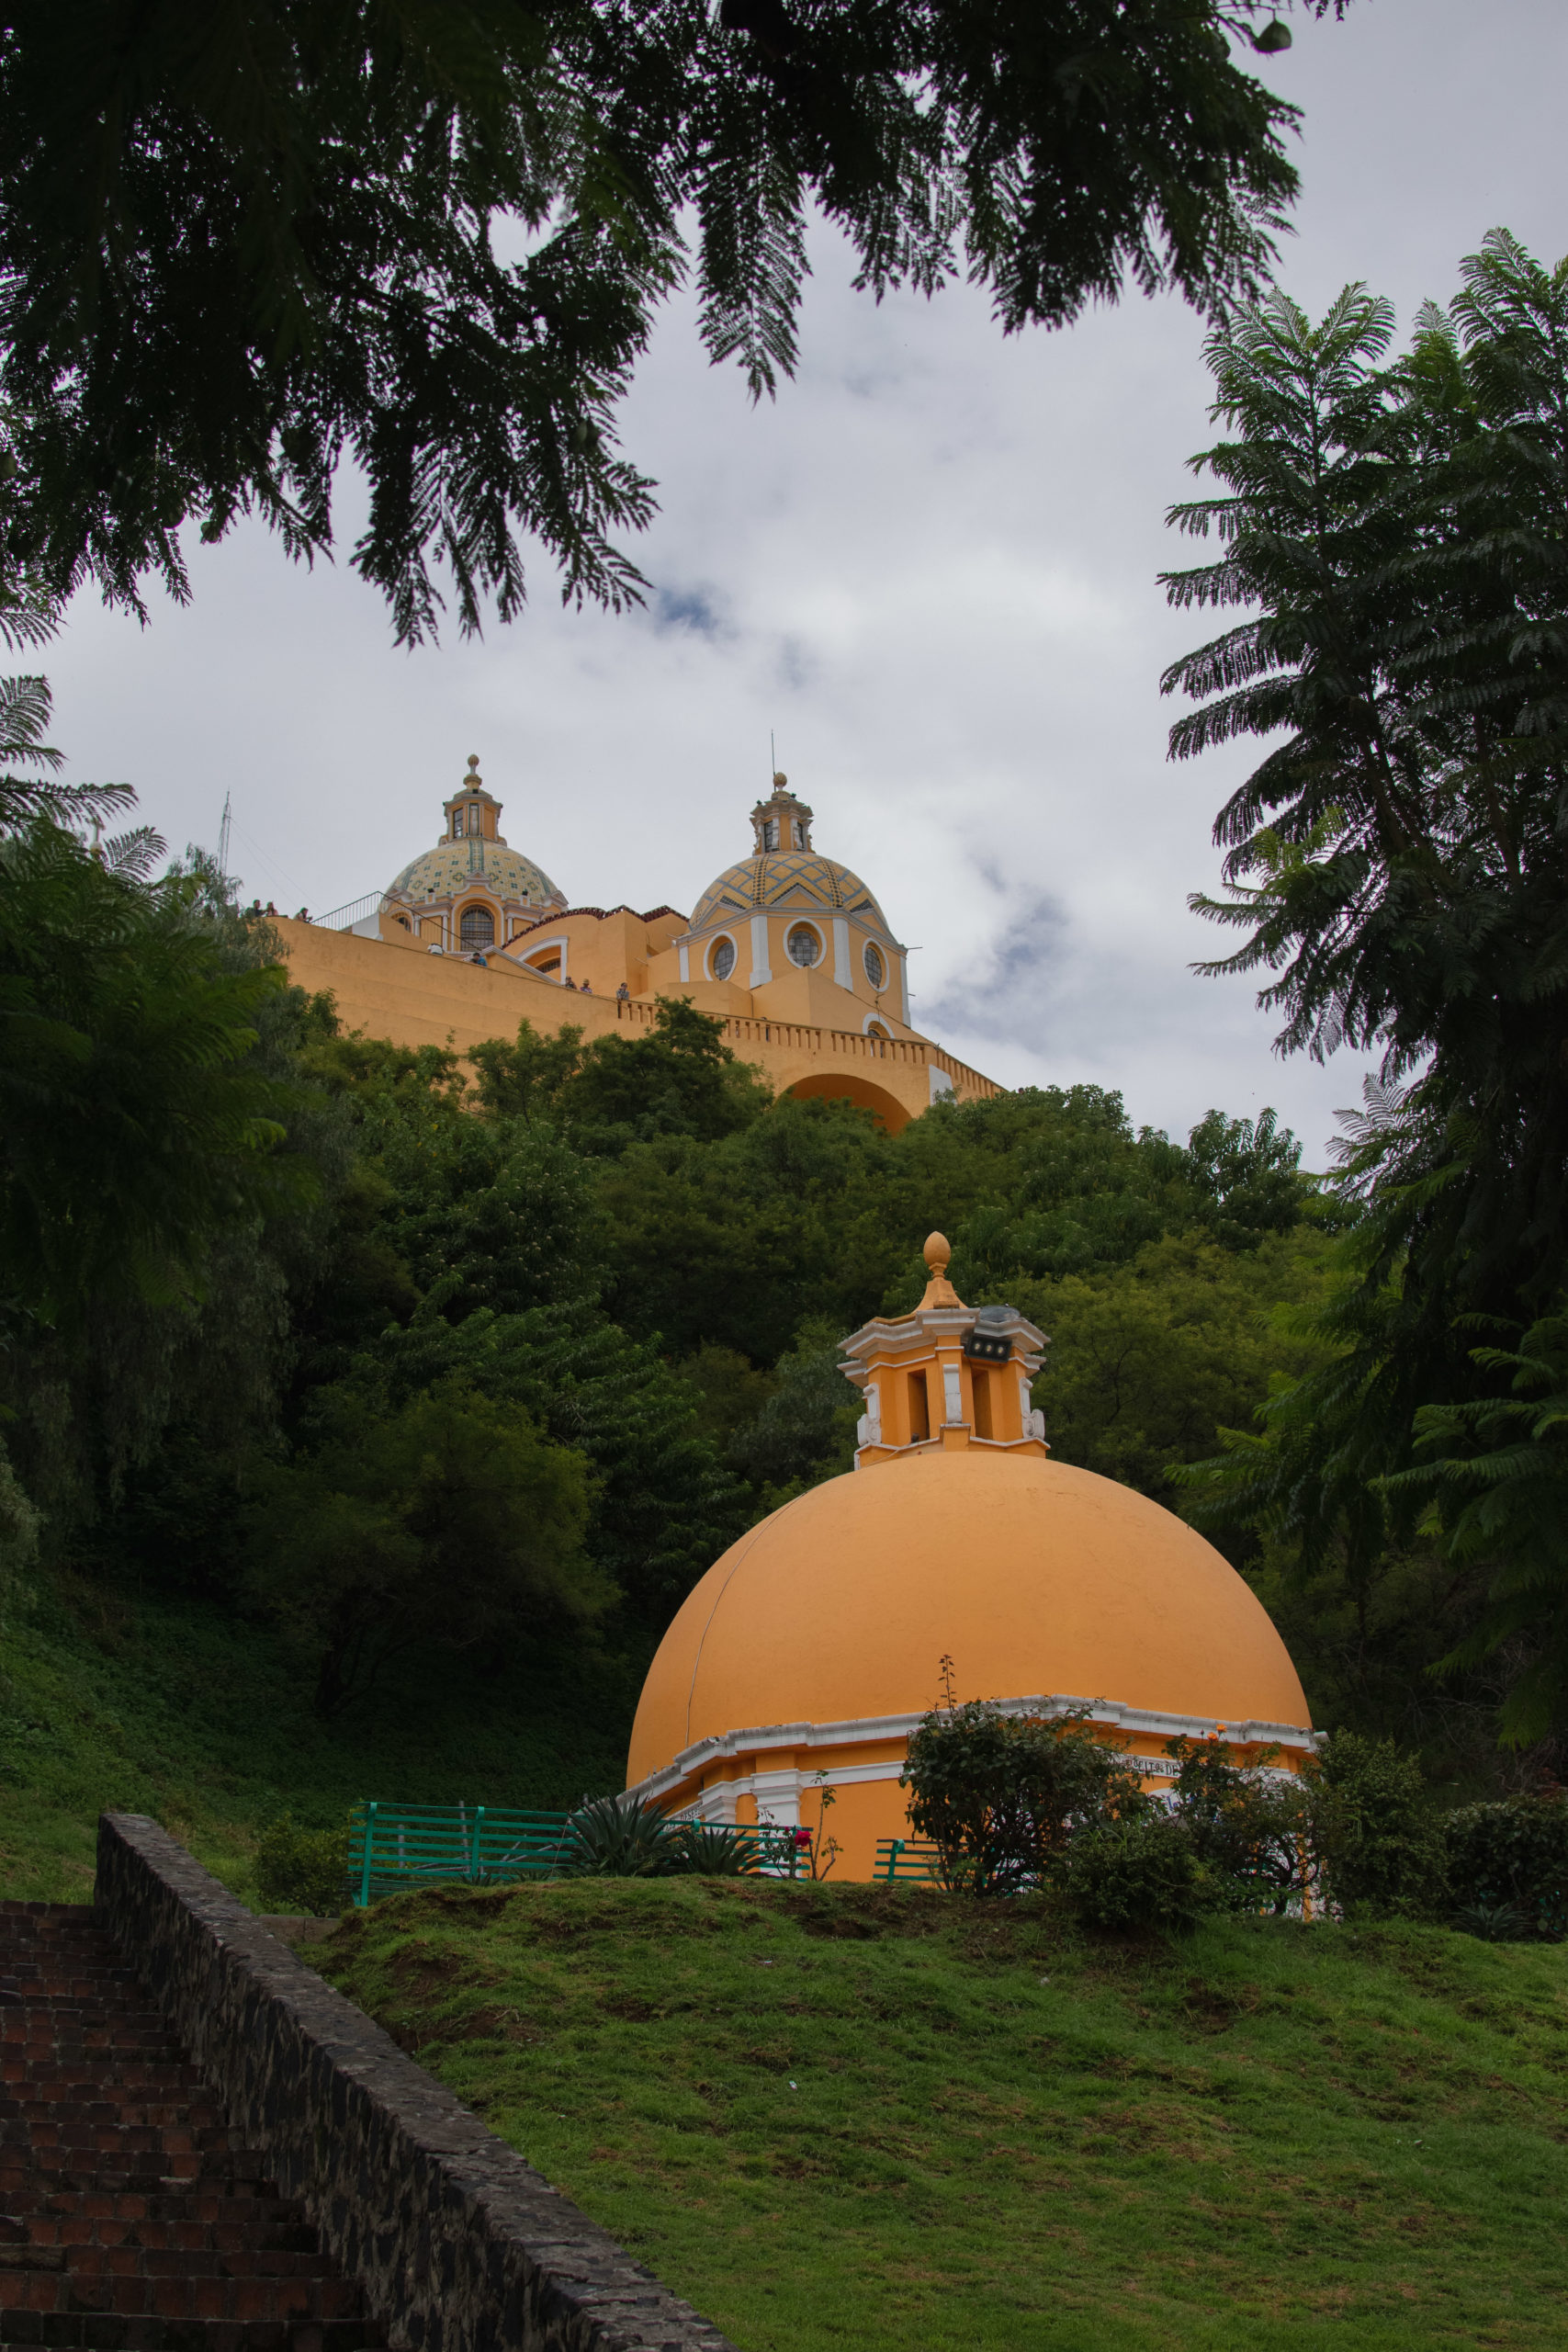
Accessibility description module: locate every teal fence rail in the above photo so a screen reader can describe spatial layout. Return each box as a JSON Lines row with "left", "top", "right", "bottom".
{"left": 348, "top": 1804, "right": 815, "bottom": 1907}
{"left": 875, "top": 1838, "right": 942, "bottom": 1882}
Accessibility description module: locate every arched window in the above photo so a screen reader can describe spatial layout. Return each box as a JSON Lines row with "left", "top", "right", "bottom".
{"left": 786, "top": 923, "right": 821, "bottom": 967}
{"left": 459, "top": 904, "right": 495, "bottom": 950}
{"left": 763, "top": 819, "right": 780, "bottom": 851}
{"left": 451, "top": 812, "right": 464, "bottom": 839}
{"left": 709, "top": 935, "right": 737, "bottom": 980}
{"left": 863, "top": 942, "right": 886, "bottom": 989}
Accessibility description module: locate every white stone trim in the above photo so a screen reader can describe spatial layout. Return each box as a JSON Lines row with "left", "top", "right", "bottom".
{"left": 832, "top": 916, "right": 852, "bottom": 989}
{"left": 782, "top": 915, "right": 828, "bottom": 972}
{"left": 514, "top": 931, "right": 569, "bottom": 985}
{"left": 900, "top": 952, "right": 911, "bottom": 1026}
{"left": 626, "top": 1692, "right": 1322, "bottom": 1809}
{"left": 749, "top": 913, "right": 772, "bottom": 988}
{"left": 678, "top": 940, "right": 690, "bottom": 982}
{"left": 705, "top": 931, "right": 739, "bottom": 984}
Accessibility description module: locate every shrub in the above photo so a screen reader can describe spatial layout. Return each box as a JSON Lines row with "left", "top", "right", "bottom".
{"left": 254, "top": 1814, "right": 349, "bottom": 1916}
{"left": 1061, "top": 1813, "right": 1209, "bottom": 1935}
{"left": 1309, "top": 1729, "right": 1446, "bottom": 1919}
{"left": 1444, "top": 1793, "right": 1568, "bottom": 1940}
{"left": 668, "top": 1820, "right": 759, "bottom": 1875}
{"left": 902, "top": 1690, "right": 1147, "bottom": 1895}
{"left": 558, "top": 1792, "right": 680, "bottom": 1877}
{"left": 1167, "top": 1736, "right": 1312, "bottom": 1914}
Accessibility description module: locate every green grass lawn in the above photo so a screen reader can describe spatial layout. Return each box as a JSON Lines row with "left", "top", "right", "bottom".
{"left": 0, "top": 1570, "right": 632, "bottom": 1905}
{"left": 318, "top": 1878, "right": 1568, "bottom": 2352}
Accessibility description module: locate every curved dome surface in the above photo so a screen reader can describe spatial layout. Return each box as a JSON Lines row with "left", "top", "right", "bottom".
{"left": 626, "top": 1450, "right": 1311, "bottom": 1786}
{"left": 388, "top": 840, "right": 561, "bottom": 906}
{"left": 691, "top": 852, "right": 888, "bottom": 934}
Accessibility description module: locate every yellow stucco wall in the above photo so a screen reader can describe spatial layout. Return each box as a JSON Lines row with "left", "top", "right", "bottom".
{"left": 274, "top": 917, "right": 998, "bottom": 1128}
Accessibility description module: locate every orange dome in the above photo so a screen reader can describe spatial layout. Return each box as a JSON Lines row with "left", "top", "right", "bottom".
{"left": 627, "top": 1449, "right": 1311, "bottom": 1789}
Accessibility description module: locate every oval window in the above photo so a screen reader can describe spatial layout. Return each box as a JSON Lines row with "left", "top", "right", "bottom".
{"left": 863, "top": 942, "right": 885, "bottom": 989}
{"left": 709, "top": 935, "right": 737, "bottom": 981}
{"left": 459, "top": 905, "right": 495, "bottom": 950}
{"left": 786, "top": 924, "right": 820, "bottom": 967}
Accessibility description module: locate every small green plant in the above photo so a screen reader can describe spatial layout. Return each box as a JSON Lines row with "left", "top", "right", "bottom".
{"left": 558, "top": 1792, "right": 680, "bottom": 1877}
{"left": 254, "top": 1813, "right": 349, "bottom": 1916}
{"left": 1060, "top": 1811, "right": 1209, "bottom": 1935}
{"left": 1166, "top": 1734, "right": 1311, "bottom": 1913}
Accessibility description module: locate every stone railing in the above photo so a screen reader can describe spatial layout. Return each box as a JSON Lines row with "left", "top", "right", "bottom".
{"left": 613, "top": 998, "right": 999, "bottom": 1101}
{"left": 94, "top": 1813, "right": 737, "bottom": 2352}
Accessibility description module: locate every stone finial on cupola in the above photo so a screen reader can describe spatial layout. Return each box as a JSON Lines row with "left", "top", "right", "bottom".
{"left": 750, "top": 773, "right": 814, "bottom": 854}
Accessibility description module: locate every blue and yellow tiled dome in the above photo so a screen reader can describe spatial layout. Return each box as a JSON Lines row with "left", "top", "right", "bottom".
{"left": 689, "top": 777, "right": 888, "bottom": 934}
{"left": 389, "top": 838, "right": 560, "bottom": 908}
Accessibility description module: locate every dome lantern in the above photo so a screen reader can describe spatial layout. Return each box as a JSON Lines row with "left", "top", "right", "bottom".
{"left": 839, "top": 1233, "right": 1050, "bottom": 1457}
{"left": 750, "top": 772, "right": 813, "bottom": 854}
{"left": 380, "top": 750, "right": 565, "bottom": 951}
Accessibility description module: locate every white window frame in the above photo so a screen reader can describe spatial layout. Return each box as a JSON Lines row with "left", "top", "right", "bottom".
{"left": 783, "top": 917, "right": 827, "bottom": 971}
{"left": 862, "top": 938, "right": 887, "bottom": 991}
{"left": 706, "top": 932, "right": 739, "bottom": 983}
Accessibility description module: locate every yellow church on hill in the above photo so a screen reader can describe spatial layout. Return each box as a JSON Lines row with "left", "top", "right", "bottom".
{"left": 626, "top": 1234, "right": 1317, "bottom": 1882}
{"left": 274, "top": 757, "right": 998, "bottom": 1133}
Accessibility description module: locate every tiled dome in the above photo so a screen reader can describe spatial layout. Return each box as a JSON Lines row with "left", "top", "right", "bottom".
{"left": 389, "top": 838, "right": 561, "bottom": 907}
{"left": 692, "top": 853, "right": 888, "bottom": 934}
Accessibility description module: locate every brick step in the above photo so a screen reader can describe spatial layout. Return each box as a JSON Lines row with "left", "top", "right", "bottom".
{"left": 0, "top": 2173, "right": 278, "bottom": 2211}
{"left": 0, "top": 2160, "right": 272, "bottom": 2202}
{"left": 3, "top": 2051, "right": 208, "bottom": 2088}
{"left": 3, "top": 2216, "right": 319, "bottom": 2258}
{"left": 0, "top": 2317, "right": 385, "bottom": 2350}
{"left": 4, "top": 2247, "right": 344, "bottom": 2285}
{"left": 0, "top": 2265, "right": 368, "bottom": 2321}
{"left": 1, "top": 2130, "right": 243, "bottom": 2167}
{"left": 0, "top": 2107, "right": 230, "bottom": 2144}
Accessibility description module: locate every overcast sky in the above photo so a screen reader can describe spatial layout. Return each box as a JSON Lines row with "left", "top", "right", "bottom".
{"left": 39, "top": 0, "right": 1568, "bottom": 1166}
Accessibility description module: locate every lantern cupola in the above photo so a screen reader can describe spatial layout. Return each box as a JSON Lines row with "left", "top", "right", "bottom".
{"left": 838, "top": 1232, "right": 1049, "bottom": 1463}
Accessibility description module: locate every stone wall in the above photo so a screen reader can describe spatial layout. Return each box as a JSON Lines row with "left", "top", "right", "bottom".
{"left": 94, "top": 1812, "right": 738, "bottom": 2352}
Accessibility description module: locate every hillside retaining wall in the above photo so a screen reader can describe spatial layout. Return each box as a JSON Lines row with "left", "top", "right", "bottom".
{"left": 94, "top": 1812, "right": 738, "bottom": 2352}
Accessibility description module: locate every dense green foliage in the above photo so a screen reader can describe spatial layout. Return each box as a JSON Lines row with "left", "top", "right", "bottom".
{"left": 1165, "top": 232, "right": 1568, "bottom": 1761}
{"left": 0, "top": 0, "right": 1346, "bottom": 642}
{"left": 318, "top": 1876, "right": 1568, "bottom": 2350}
{"left": 903, "top": 1693, "right": 1148, "bottom": 1895}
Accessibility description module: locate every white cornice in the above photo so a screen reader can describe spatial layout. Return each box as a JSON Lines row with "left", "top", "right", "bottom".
{"left": 626, "top": 1692, "right": 1320, "bottom": 1805}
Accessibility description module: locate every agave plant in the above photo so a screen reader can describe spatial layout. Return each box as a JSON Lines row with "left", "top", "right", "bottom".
{"left": 557, "top": 1793, "right": 680, "bottom": 1879}
{"left": 1452, "top": 1898, "right": 1534, "bottom": 1943}
{"left": 669, "top": 1821, "right": 759, "bottom": 1877}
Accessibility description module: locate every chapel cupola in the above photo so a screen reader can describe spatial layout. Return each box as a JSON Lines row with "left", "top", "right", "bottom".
{"left": 444, "top": 752, "right": 502, "bottom": 842}
{"left": 838, "top": 1232, "right": 1049, "bottom": 1464}
{"left": 750, "top": 774, "right": 814, "bottom": 854}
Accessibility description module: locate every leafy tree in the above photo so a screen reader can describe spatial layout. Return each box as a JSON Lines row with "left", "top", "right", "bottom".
{"left": 726, "top": 1316, "right": 858, "bottom": 1497}
{"left": 902, "top": 1685, "right": 1147, "bottom": 1895}
{"left": 1163, "top": 235, "right": 1568, "bottom": 1752}
{"left": 243, "top": 1378, "right": 601, "bottom": 1715}
{"left": 1060, "top": 1811, "right": 1209, "bottom": 1934}
{"left": 0, "top": 0, "right": 1345, "bottom": 641}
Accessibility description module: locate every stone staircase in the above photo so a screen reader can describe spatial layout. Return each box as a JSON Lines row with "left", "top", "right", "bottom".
{"left": 0, "top": 1903, "right": 387, "bottom": 2351}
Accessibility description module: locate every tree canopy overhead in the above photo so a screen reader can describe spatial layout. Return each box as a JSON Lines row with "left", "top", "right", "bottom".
{"left": 0, "top": 0, "right": 1342, "bottom": 642}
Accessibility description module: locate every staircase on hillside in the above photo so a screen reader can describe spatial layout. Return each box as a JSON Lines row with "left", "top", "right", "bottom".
{"left": 0, "top": 1901, "right": 387, "bottom": 2351}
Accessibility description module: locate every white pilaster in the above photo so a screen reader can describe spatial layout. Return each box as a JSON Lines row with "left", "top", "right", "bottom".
{"left": 678, "top": 940, "right": 690, "bottom": 981}
{"left": 750, "top": 914, "right": 772, "bottom": 988}
{"left": 832, "top": 916, "right": 852, "bottom": 989}
{"left": 899, "top": 951, "right": 911, "bottom": 1025}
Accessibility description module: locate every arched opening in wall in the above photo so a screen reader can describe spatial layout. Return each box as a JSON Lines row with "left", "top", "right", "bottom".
{"left": 459, "top": 903, "right": 496, "bottom": 951}
{"left": 784, "top": 1074, "right": 910, "bottom": 1135}
{"left": 525, "top": 951, "right": 560, "bottom": 976}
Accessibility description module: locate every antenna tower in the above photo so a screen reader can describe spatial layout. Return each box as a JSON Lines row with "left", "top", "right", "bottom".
{"left": 217, "top": 792, "right": 232, "bottom": 888}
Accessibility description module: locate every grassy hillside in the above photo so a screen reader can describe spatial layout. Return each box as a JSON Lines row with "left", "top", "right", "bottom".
{"left": 0, "top": 1571, "right": 632, "bottom": 1905}
{"left": 320, "top": 1878, "right": 1568, "bottom": 2352}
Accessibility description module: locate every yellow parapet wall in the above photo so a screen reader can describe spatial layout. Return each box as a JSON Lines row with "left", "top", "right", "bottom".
{"left": 274, "top": 917, "right": 999, "bottom": 1132}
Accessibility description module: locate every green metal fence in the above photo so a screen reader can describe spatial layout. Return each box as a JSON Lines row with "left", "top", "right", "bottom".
{"left": 347, "top": 1803, "right": 813, "bottom": 1907}
{"left": 875, "top": 1838, "right": 942, "bottom": 1882}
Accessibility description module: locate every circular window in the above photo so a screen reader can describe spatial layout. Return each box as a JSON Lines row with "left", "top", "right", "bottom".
{"left": 786, "top": 923, "right": 821, "bottom": 968}
{"left": 459, "top": 904, "right": 495, "bottom": 950}
{"left": 709, "top": 935, "right": 737, "bottom": 981}
{"left": 863, "top": 942, "right": 886, "bottom": 990}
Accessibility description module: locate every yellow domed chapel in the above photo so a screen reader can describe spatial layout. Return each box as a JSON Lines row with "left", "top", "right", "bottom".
{"left": 626, "top": 1234, "right": 1315, "bottom": 1880}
